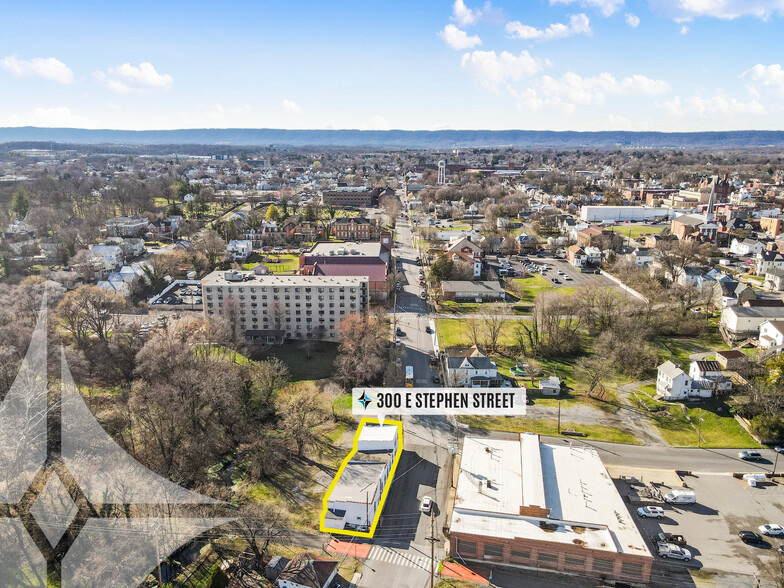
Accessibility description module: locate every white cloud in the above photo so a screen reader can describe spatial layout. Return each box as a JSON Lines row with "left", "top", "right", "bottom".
{"left": 649, "top": 0, "right": 784, "bottom": 21}
{"left": 743, "top": 63, "right": 784, "bottom": 99}
{"left": 533, "top": 72, "right": 669, "bottom": 111}
{"left": 438, "top": 24, "right": 482, "bottom": 50}
{"left": 282, "top": 99, "right": 303, "bottom": 114}
{"left": 369, "top": 115, "right": 391, "bottom": 130}
{"left": 0, "top": 56, "right": 74, "bottom": 84}
{"left": 451, "top": 0, "right": 503, "bottom": 26}
{"left": 658, "top": 94, "right": 767, "bottom": 118}
{"left": 0, "top": 106, "right": 92, "bottom": 127}
{"left": 680, "top": 25, "right": 690, "bottom": 33}
{"left": 550, "top": 0, "right": 624, "bottom": 17}
{"left": 460, "top": 50, "right": 546, "bottom": 90}
{"left": 94, "top": 62, "right": 173, "bottom": 94}
{"left": 505, "top": 14, "right": 591, "bottom": 42}
{"left": 625, "top": 13, "right": 641, "bottom": 27}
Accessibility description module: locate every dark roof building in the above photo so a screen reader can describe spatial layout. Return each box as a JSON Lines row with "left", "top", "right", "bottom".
{"left": 276, "top": 553, "right": 338, "bottom": 588}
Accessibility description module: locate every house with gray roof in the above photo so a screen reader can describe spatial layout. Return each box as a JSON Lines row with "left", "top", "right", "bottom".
{"left": 441, "top": 280, "right": 505, "bottom": 302}
{"left": 445, "top": 346, "right": 502, "bottom": 387}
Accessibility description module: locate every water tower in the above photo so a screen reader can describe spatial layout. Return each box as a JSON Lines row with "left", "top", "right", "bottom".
{"left": 437, "top": 160, "right": 446, "bottom": 185}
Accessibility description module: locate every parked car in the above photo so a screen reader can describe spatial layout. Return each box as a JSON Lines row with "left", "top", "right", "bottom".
{"left": 654, "top": 532, "right": 686, "bottom": 546}
{"left": 739, "top": 531, "right": 766, "bottom": 544}
{"left": 420, "top": 290, "right": 427, "bottom": 299}
{"left": 637, "top": 506, "right": 665, "bottom": 519}
{"left": 759, "top": 524, "right": 784, "bottom": 537}
{"left": 432, "top": 374, "right": 441, "bottom": 384}
{"left": 775, "top": 445, "right": 784, "bottom": 454}
{"left": 395, "top": 327, "right": 404, "bottom": 336}
{"left": 420, "top": 496, "right": 433, "bottom": 514}
{"left": 425, "top": 326, "right": 432, "bottom": 334}
{"left": 739, "top": 450, "right": 763, "bottom": 461}
{"left": 552, "top": 278, "right": 561, "bottom": 284}
{"left": 656, "top": 543, "right": 692, "bottom": 561}
{"left": 429, "top": 356, "right": 438, "bottom": 366}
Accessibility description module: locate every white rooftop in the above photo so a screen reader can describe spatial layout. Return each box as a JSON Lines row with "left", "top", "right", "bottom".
{"left": 451, "top": 434, "right": 651, "bottom": 558}
{"left": 201, "top": 270, "right": 367, "bottom": 287}
{"left": 357, "top": 424, "right": 398, "bottom": 445}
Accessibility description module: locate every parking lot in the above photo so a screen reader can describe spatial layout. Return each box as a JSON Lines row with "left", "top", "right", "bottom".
{"left": 621, "top": 472, "right": 784, "bottom": 583}
{"left": 497, "top": 254, "right": 619, "bottom": 291}
{"left": 151, "top": 280, "right": 203, "bottom": 308}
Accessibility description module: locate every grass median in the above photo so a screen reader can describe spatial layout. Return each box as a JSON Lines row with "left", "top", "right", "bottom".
{"left": 457, "top": 415, "right": 642, "bottom": 445}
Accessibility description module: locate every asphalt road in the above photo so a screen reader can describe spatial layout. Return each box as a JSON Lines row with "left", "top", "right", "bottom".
{"left": 357, "top": 209, "right": 453, "bottom": 588}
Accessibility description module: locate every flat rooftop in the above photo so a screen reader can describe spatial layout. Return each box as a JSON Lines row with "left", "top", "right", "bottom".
{"left": 330, "top": 452, "right": 392, "bottom": 504}
{"left": 451, "top": 434, "right": 650, "bottom": 558}
{"left": 358, "top": 424, "right": 398, "bottom": 444}
{"left": 201, "top": 270, "right": 367, "bottom": 287}
{"left": 307, "top": 242, "right": 384, "bottom": 258}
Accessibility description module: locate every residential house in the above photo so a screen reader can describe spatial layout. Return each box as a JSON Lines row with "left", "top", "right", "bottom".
{"left": 445, "top": 346, "right": 502, "bottom": 387}
{"left": 710, "top": 279, "right": 756, "bottom": 308}
{"left": 576, "top": 226, "right": 605, "bottom": 247}
{"left": 448, "top": 251, "right": 482, "bottom": 278}
{"left": 446, "top": 236, "right": 482, "bottom": 259}
{"left": 440, "top": 281, "right": 504, "bottom": 302}
{"left": 227, "top": 239, "right": 253, "bottom": 262}
{"left": 96, "top": 266, "right": 142, "bottom": 297}
{"left": 628, "top": 247, "right": 654, "bottom": 267}
{"left": 331, "top": 216, "right": 377, "bottom": 240}
{"left": 88, "top": 245, "right": 123, "bottom": 274}
{"left": 147, "top": 215, "right": 181, "bottom": 240}
{"left": 759, "top": 320, "right": 784, "bottom": 349}
{"left": 656, "top": 361, "right": 692, "bottom": 400}
{"left": 765, "top": 268, "right": 784, "bottom": 291}
{"left": 515, "top": 233, "right": 539, "bottom": 253}
{"left": 584, "top": 246, "right": 602, "bottom": 265}
{"left": 720, "top": 305, "right": 784, "bottom": 339}
{"left": 538, "top": 376, "right": 561, "bottom": 396}
{"left": 756, "top": 250, "right": 784, "bottom": 275}
{"left": 688, "top": 360, "right": 732, "bottom": 396}
{"left": 105, "top": 215, "right": 148, "bottom": 238}
{"left": 730, "top": 238, "right": 764, "bottom": 256}
{"left": 276, "top": 553, "right": 338, "bottom": 588}
{"left": 567, "top": 245, "right": 587, "bottom": 268}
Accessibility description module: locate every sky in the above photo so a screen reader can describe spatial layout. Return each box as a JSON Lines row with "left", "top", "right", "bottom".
{"left": 0, "top": 0, "right": 783, "bottom": 132}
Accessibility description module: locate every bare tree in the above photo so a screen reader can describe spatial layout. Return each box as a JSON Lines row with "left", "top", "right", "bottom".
{"left": 233, "top": 502, "right": 292, "bottom": 571}
{"left": 277, "top": 382, "right": 329, "bottom": 457}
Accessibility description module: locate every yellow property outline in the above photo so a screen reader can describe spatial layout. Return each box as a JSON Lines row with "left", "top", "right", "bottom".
{"left": 319, "top": 418, "right": 404, "bottom": 538}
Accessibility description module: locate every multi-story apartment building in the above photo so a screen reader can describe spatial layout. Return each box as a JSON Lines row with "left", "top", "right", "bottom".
{"left": 321, "top": 187, "right": 374, "bottom": 208}
{"left": 105, "top": 215, "right": 149, "bottom": 238}
{"left": 201, "top": 271, "right": 369, "bottom": 342}
{"left": 331, "top": 217, "right": 377, "bottom": 240}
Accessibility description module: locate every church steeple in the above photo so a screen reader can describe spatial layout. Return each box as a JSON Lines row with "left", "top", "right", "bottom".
{"left": 705, "top": 175, "right": 717, "bottom": 223}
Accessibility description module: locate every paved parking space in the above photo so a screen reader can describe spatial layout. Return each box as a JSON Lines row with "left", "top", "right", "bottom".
{"left": 624, "top": 473, "right": 784, "bottom": 583}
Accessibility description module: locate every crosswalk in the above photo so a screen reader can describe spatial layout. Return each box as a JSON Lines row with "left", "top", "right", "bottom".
{"left": 367, "top": 545, "right": 431, "bottom": 570}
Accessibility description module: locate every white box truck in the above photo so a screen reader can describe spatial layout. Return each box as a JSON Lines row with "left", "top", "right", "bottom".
{"left": 663, "top": 489, "right": 696, "bottom": 505}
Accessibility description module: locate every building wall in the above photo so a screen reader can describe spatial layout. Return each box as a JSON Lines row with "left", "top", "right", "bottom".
{"left": 449, "top": 532, "right": 651, "bottom": 584}
{"left": 322, "top": 190, "right": 373, "bottom": 208}
{"left": 760, "top": 216, "right": 783, "bottom": 237}
{"left": 203, "top": 278, "right": 368, "bottom": 340}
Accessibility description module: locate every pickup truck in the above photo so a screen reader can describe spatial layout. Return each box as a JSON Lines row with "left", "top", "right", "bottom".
{"left": 654, "top": 532, "right": 686, "bottom": 546}
{"left": 656, "top": 542, "right": 692, "bottom": 561}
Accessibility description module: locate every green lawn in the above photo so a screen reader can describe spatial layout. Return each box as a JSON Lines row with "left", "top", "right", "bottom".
{"left": 654, "top": 333, "right": 728, "bottom": 367}
{"left": 508, "top": 275, "right": 575, "bottom": 304}
{"left": 611, "top": 225, "right": 663, "bottom": 239}
{"left": 243, "top": 253, "right": 299, "bottom": 273}
{"left": 248, "top": 341, "right": 339, "bottom": 381}
{"left": 436, "top": 318, "right": 523, "bottom": 348}
{"left": 458, "top": 415, "right": 641, "bottom": 445}
{"left": 632, "top": 387, "right": 760, "bottom": 448}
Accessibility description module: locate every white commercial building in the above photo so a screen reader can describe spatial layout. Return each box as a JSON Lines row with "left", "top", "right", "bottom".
{"left": 202, "top": 271, "right": 369, "bottom": 341}
{"left": 323, "top": 424, "right": 399, "bottom": 532}
{"left": 449, "top": 434, "right": 652, "bottom": 584}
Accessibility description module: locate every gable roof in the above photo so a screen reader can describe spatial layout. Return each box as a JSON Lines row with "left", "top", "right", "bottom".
{"left": 277, "top": 553, "right": 337, "bottom": 588}
{"left": 658, "top": 360, "right": 685, "bottom": 379}
{"left": 694, "top": 360, "right": 722, "bottom": 372}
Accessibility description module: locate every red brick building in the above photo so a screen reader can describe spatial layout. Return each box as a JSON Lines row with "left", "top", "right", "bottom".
{"left": 330, "top": 217, "right": 377, "bottom": 240}
{"left": 448, "top": 434, "right": 652, "bottom": 585}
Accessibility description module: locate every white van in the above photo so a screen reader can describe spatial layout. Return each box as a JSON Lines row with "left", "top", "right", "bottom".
{"left": 663, "top": 489, "right": 696, "bottom": 505}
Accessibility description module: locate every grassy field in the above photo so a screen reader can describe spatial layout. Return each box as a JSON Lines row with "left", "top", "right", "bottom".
{"left": 458, "top": 415, "right": 641, "bottom": 445}
{"left": 611, "top": 225, "right": 664, "bottom": 239}
{"left": 631, "top": 387, "right": 760, "bottom": 448}
{"left": 248, "top": 341, "right": 339, "bottom": 381}
{"left": 508, "top": 274, "right": 575, "bottom": 304}
{"left": 654, "top": 333, "right": 728, "bottom": 367}
{"left": 242, "top": 253, "right": 299, "bottom": 273}
{"left": 435, "top": 318, "right": 523, "bottom": 348}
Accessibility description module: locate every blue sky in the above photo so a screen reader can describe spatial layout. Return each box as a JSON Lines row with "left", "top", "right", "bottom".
{"left": 0, "top": 0, "right": 783, "bottom": 131}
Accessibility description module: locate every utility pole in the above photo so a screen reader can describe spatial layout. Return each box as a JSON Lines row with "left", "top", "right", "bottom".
{"left": 774, "top": 450, "right": 780, "bottom": 476}
{"left": 557, "top": 399, "right": 562, "bottom": 434}
{"left": 697, "top": 408, "right": 703, "bottom": 448}
{"left": 427, "top": 509, "right": 439, "bottom": 588}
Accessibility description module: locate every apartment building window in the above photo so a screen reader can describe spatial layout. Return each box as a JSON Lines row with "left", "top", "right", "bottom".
{"left": 537, "top": 553, "right": 558, "bottom": 566}
{"left": 565, "top": 556, "right": 585, "bottom": 569}
{"left": 510, "top": 550, "right": 530, "bottom": 561}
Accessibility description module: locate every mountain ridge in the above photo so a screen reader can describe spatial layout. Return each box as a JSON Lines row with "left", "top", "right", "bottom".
{"left": 2, "top": 126, "right": 784, "bottom": 148}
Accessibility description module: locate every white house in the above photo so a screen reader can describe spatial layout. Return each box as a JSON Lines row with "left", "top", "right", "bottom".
{"left": 584, "top": 246, "right": 602, "bottom": 264}
{"left": 760, "top": 320, "right": 784, "bottom": 349}
{"left": 730, "top": 238, "right": 764, "bottom": 256}
{"left": 656, "top": 361, "right": 692, "bottom": 400}
{"left": 756, "top": 250, "right": 784, "bottom": 275}
{"left": 323, "top": 424, "right": 398, "bottom": 533}
{"left": 688, "top": 360, "right": 732, "bottom": 396}
{"left": 721, "top": 305, "right": 784, "bottom": 338}
{"left": 96, "top": 269, "right": 138, "bottom": 297}
{"left": 88, "top": 245, "right": 123, "bottom": 274}
{"left": 765, "top": 268, "right": 784, "bottom": 291}
{"left": 445, "top": 347, "right": 502, "bottom": 387}
{"left": 227, "top": 239, "right": 253, "bottom": 262}
{"left": 538, "top": 376, "right": 561, "bottom": 396}
{"left": 628, "top": 247, "right": 654, "bottom": 267}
